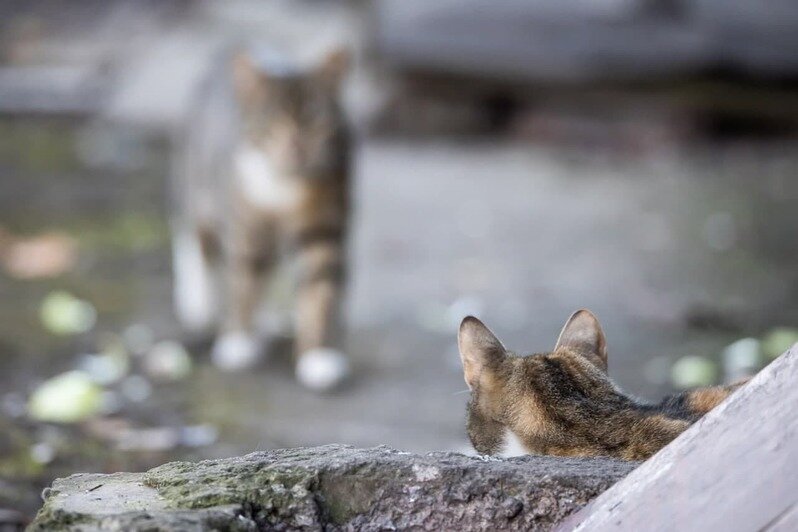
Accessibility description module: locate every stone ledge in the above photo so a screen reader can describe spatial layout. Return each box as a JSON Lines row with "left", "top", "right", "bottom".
{"left": 31, "top": 445, "right": 636, "bottom": 531}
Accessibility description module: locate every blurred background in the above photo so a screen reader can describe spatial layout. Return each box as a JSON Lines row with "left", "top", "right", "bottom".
{"left": 1, "top": 0, "right": 798, "bottom": 522}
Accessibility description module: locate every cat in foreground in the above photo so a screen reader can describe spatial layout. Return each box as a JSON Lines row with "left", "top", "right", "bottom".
{"left": 171, "top": 47, "right": 351, "bottom": 391}
{"left": 459, "top": 310, "right": 747, "bottom": 460}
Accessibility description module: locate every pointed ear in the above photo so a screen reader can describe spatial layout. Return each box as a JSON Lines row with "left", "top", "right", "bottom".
{"left": 555, "top": 309, "right": 608, "bottom": 371}
{"left": 232, "top": 52, "right": 266, "bottom": 103}
{"left": 458, "top": 316, "right": 507, "bottom": 390}
{"left": 316, "top": 48, "right": 350, "bottom": 86}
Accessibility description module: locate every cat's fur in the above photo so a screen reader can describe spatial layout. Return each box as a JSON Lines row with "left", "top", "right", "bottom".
{"left": 459, "top": 310, "right": 746, "bottom": 460}
{"left": 171, "top": 46, "right": 351, "bottom": 390}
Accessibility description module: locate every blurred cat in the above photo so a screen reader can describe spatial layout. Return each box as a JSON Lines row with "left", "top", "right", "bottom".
{"left": 171, "top": 46, "right": 351, "bottom": 391}
{"left": 458, "top": 310, "right": 747, "bottom": 460}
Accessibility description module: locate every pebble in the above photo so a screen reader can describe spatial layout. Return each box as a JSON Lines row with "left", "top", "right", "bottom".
{"left": 29, "top": 442, "right": 56, "bottom": 464}
{"left": 671, "top": 355, "right": 717, "bottom": 389}
{"left": 77, "top": 350, "right": 129, "bottom": 385}
{"left": 721, "top": 338, "right": 761, "bottom": 383}
{"left": 119, "top": 375, "right": 153, "bottom": 403}
{"left": 761, "top": 328, "right": 798, "bottom": 360}
{"left": 28, "top": 371, "right": 103, "bottom": 423}
{"left": 143, "top": 341, "right": 192, "bottom": 381}
{"left": 180, "top": 424, "right": 218, "bottom": 447}
{"left": 39, "top": 291, "right": 97, "bottom": 336}
{"left": 123, "top": 324, "right": 155, "bottom": 356}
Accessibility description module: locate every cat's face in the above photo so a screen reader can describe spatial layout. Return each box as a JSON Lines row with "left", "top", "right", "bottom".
{"left": 459, "top": 310, "right": 616, "bottom": 457}
{"left": 233, "top": 49, "right": 348, "bottom": 175}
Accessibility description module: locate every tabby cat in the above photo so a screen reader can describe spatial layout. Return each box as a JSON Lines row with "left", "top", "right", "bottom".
{"left": 171, "top": 46, "right": 351, "bottom": 391}
{"left": 459, "top": 310, "right": 747, "bottom": 460}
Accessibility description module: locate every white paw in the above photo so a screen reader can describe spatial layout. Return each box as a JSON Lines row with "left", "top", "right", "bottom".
{"left": 211, "top": 332, "right": 261, "bottom": 371}
{"left": 175, "top": 286, "right": 216, "bottom": 332}
{"left": 296, "top": 348, "right": 350, "bottom": 392}
{"left": 172, "top": 229, "right": 217, "bottom": 332}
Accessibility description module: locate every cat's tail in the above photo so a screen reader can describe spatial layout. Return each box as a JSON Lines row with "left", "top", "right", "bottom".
{"left": 680, "top": 380, "right": 749, "bottom": 417}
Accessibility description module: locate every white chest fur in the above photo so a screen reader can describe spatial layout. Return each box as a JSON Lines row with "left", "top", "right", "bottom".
{"left": 499, "top": 428, "right": 530, "bottom": 458}
{"left": 234, "top": 145, "right": 302, "bottom": 211}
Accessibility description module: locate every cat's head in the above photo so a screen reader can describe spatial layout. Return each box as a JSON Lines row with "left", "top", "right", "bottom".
{"left": 233, "top": 47, "right": 349, "bottom": 175}
{"left": 458, "top": 309, "right": 619, "bottom": 457}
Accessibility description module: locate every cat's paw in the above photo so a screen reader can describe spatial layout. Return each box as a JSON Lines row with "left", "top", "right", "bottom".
{"left": 175, "top": 291, "right": 217, "bottom": 333}
{"left": 296, "top": 348, "right": 350, "bottom": 392}
{"left": 211, "top": 332, "right": 261, "bottom": 371}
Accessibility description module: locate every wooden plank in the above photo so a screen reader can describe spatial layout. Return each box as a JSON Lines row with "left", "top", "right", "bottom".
{"left": 559, "top": 344, "right": 798, "bottom": 532}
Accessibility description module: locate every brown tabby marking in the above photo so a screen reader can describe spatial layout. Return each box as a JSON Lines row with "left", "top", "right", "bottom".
{"left": 459, "top": 310, "right": 747, "bottom": 461}
{"left": 684, "top": 386, "right": 739, "bottom": 415}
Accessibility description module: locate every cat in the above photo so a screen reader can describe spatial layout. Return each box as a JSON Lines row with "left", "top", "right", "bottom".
{"left": 170, "top": 45, "right": 351, "bottom": 391}
{"left": 458, "top": 309, "right": 747, "bottom": 460}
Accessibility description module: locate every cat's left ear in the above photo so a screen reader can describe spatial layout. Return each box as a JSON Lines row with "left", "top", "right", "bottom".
{"left": 316, "top": 48, "right": 350, "bottom": 86}
{"left": 458, "top": 316, "right": 507, "bottom": 390}
{"left": 233, "top": 51, "right": 266, "bottom": 103}
{"left": 555, "top": 309, "right": 608, "bottom": 372}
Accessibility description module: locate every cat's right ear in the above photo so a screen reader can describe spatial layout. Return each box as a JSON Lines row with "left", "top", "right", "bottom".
{"left": 555, "top": 309, "right": 608, "bottom": 372}
{"left": 458, "top": 317, "right": 506, "bottom": 390}
{"left": 232, "top": 52, "right": 265, "bottom": 102}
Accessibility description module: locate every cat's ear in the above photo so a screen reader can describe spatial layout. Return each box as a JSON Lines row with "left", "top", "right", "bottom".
{"left": 316, "top": 48, "right": 350, "bottom": 86}
{"left": 458, "top": 316, "right": 507, "bottom": 390}
{"left": 555, "top": 309, "right": 608, "bottom": 371}
{"left": 232, "top": 52, "right": 266, "bottom": 102}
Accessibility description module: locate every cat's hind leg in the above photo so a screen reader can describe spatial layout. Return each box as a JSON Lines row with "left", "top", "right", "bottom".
{"left": 172, "top": 223, "right": 219, "bottom": 333}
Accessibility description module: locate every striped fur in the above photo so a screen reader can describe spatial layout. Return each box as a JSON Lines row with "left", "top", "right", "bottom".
{"left": 171, "top": 47, "right": 351, "bottom": 387}
{"left": 459, "top": 310, "right": 748, "bottom": 460}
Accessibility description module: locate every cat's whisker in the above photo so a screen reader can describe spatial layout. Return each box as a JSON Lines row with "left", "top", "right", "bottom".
{"left": 452, "top": 388, "right": 471, "bottom": 396}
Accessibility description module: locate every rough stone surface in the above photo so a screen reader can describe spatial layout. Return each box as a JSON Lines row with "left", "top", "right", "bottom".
{"left": 31, "top": 445, "right": 636, "bottom": 531}
{"left": 560, "top": 345, "right": 798, "bottom": 532}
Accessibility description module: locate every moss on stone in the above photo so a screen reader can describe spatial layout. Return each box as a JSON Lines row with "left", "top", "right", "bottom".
{"left": 31, "top": 445, "right": 637, "bottom": 531}
{"left": 29, "top": 506, "right": 95, "bottom": 531}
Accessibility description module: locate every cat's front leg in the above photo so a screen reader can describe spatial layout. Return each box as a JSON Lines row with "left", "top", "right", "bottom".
{"left": 212, "top": 221, "right": 276, "bottom": 371}
{"left": 294, "top": 240, "right": 350, "bottom": 391}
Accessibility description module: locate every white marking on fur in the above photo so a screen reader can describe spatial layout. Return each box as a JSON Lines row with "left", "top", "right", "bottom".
{"left": 211, "top": 331, "right": 261, "bottom": 371}
{"left": 455, "top": 444, "right": 479, "bottom": 456}
{"left": 499, "top": 428, "right": 529, "bottom": 458}
{"left": 295, "top": 348, "right": 350, "bottom": 391}
{"left": 172, "top": 228, "right": 217, "bottom": 332}
{"left": 234, "top": 145, "right": 301, "bottom": 210}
